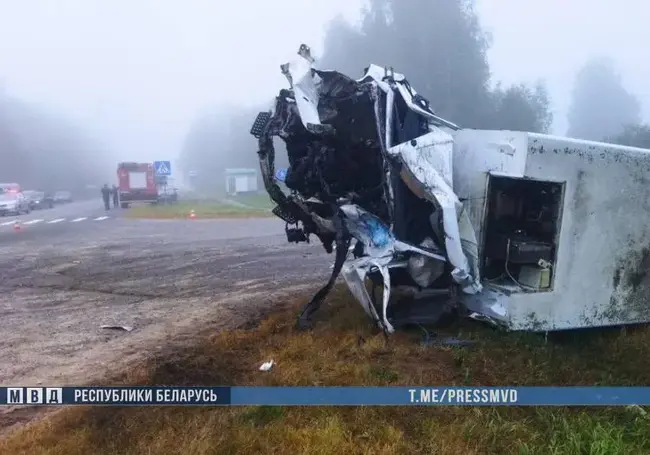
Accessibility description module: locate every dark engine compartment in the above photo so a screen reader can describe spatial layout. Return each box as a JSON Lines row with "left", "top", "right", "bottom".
{"left": 250, "top": 48, "right": 467, "bottom": 331}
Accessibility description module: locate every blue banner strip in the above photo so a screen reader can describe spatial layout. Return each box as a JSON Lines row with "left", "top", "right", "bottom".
{"left": 230, "top": 387, "right": 650, "bottom": 406}
{"left": 2, "top": 386, "right": 650, "bottom": 406}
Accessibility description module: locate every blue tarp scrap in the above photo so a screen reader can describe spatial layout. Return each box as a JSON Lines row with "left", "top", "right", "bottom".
{"left": 359, "top": 214, "right": 392, "bottom": 248}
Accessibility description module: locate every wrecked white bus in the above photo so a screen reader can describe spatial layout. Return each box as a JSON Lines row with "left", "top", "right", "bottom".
{"left": 250, "top": 44, "right": 650, "bottom": 334}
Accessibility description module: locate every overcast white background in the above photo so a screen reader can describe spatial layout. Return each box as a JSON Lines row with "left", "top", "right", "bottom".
{"left": 0, "top": 0, "right": 647, "bottom": 162}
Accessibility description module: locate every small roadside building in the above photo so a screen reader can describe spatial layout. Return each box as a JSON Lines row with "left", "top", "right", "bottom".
{"left": 224, "top": 168, "right": 258, "bottom": 195}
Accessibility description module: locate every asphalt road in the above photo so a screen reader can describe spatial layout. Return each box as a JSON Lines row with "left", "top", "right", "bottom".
{"left": 0, "top": 199, "right": 117, "bottom": 240}
{"left": 0, "top": 199, "right": 333, "bottom": 418}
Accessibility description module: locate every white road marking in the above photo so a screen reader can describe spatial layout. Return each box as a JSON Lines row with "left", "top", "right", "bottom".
{"left": 3, "top": 215, "right": 111, "bottom": 226}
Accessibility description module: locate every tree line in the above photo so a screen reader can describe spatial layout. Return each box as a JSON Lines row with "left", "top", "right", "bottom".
{"left": 179, "top": 0, "right": 649, "bottom": 190}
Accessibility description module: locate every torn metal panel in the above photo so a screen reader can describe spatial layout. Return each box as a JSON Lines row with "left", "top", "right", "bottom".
{"left": 388, "top": 134, "right": 481, "bottom": 295}
{"left": 281, "top": 44, "right": 321, "bottom": 128}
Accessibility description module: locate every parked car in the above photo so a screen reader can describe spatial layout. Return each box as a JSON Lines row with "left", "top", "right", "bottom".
{"left": 24, "top": 190, "right": 54, "bottom": 210}
{"left": 0, "top": 189, "right": 30, "bottom": 216}
{"left": 53, "top": 190, "right": 73, "bottom": 203}
{"left": 0, "top": 183, "right": 21, "bottom": 193}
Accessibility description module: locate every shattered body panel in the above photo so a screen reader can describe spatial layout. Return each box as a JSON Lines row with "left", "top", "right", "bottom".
{"left": 251, "top": 45, "right": 481, "bottom": 334}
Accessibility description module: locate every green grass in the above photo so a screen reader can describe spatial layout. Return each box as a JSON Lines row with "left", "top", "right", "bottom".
{"left": 3, "top": 286, "right": 650, "bottom": 454}
{"left": 227, "top": 193, "right": 275, "bottom": 210}
{"left": 123, "top": 201, "right": 272, "bottom": 219}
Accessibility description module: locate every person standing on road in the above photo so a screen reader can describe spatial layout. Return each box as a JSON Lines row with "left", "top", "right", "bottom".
{"left": 101, "top": 184, "right": 111, "bottom": 210}
{"left": 112, "top": 184, "right": 119, "bottom": 208}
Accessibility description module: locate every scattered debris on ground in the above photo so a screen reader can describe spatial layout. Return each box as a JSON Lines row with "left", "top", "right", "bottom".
{"left": 2, "top": 286, "right": 649, "bottom": 455}
{"left": 0, "top": 223, "right": 323, "bottom": 438}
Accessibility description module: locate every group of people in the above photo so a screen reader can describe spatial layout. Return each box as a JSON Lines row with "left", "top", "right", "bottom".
{"left": 101, "top": 184, "right": 119, "bottom": 210}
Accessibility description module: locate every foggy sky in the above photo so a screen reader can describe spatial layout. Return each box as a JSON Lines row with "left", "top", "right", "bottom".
{"left": 1, "top": 0, "right": 648, "bottom": 162}
{"left": 478, "top": 0, "right": 650, "bottom": 134}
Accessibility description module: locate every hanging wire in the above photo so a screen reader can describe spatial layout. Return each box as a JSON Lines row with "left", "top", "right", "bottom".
{"left": 504, "top": 238, "right": 544, "bottom": 291}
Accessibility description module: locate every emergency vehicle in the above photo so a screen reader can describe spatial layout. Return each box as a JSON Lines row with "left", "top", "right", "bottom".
{"left": 0, "top": 183, "right": 21, "bottom": 192}
{"left": 116, "top": 162, "right": 158, "bottom": 208}
{"left": 0, "top": 183, "right": 30, "bottom": 215}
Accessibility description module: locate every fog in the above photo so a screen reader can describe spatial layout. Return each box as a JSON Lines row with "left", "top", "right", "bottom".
{"left": 479, "top": 0, "right": 650, "bottom": 134}
{"left": 1, "top": 0, "right": 649, "bottom": 192}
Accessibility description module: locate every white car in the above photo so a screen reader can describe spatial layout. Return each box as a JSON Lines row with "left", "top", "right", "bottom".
{"left": 0, "top": 191, "right": 31, "bottom": 216}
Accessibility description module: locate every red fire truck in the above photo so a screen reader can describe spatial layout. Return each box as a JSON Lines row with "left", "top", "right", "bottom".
{"left": 117, "top": 162, "right": 158, "bottom": 208}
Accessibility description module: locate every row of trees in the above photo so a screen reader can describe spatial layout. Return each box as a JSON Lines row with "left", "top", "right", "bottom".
{"left": 0, "top": 90, "right": 111, "bottom": 193}
{"left": 179, "top": 0, "right": 649, "bottom": 190}
{"left": 319, "top": 0, "right": 552, "bottom": 133}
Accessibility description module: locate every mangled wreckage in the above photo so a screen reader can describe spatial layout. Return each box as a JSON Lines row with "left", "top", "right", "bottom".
{"left": 250, "top": 44, "right": 650, "bottom": 334}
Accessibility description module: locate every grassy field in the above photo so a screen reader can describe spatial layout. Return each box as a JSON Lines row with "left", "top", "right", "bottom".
{"left": 2, "top": 286, "right": 650, "bottom": 454}
{"left": 227, "top": 193, "right": 276, "bottom": 210}
{"left": 124, "top": 199, "right": 273, "bottom": 219}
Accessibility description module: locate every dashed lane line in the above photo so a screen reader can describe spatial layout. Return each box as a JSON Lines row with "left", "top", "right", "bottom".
{"left": 1, "top": 216, "right": 114, "bottom": 227}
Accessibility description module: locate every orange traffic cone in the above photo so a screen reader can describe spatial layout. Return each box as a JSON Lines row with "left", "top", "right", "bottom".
{"left": 189, "top": 209, "right": 196, "bottom": 219}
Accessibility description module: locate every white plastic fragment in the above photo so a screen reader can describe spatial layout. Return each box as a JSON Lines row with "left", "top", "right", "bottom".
{"left": 259, "top": 360, "right": 274, "bottom": 371}
{"left": 626, "top": 405, "right": 648, "bottom": 418}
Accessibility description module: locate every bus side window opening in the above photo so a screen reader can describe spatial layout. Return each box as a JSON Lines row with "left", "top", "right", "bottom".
{"left": 481, "top": 175, "right": 565, "bottom": 292}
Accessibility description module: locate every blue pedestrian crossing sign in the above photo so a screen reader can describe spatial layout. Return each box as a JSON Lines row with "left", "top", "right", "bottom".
{"left": 154, "top": 161, "right": 171, "bottom": 176}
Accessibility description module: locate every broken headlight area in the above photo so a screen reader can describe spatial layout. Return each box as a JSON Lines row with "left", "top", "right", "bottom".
{"left": 250, "top": 44, "right": 482, "bottom": 334}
